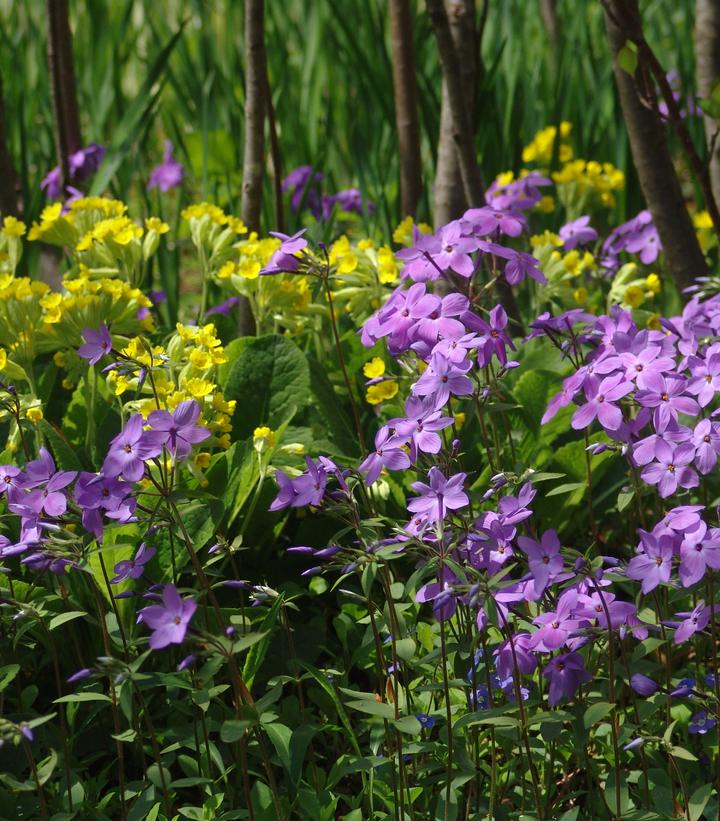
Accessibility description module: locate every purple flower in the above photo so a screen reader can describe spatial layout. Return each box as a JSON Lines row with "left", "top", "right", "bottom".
{"left": 626, "top": 532, "right": 674, "bottom": 593}
{"left": 145, "top": 400, "right": 211, "bottom": 460}
{"left": 640, "top": 441, "right": 698, "bottom": 498}
{"left": 691, "top": 419, "right": 720, "bottom": 474}
{"left": 323, "top": 188, "right": 374, "bottom": 217}
{"left": 542, "top": 652, "right": 592, "bottom": 706}
{"left": 415, "top": 713, "right": 437, "bottom": 730}
{"left": 111, "top": 543, "right": 156, "bottom": 584}
{"left": 147, "top": 140, "right": 184, "bottom": 192}
{"left": 206, "top": 296, "right": 240, "bottom": 317}
{"left": 630, "top": 673, "right": 659, "bottom": 696}
{"left": 571, "top": 373, "right": 632, "bottom": 431}
{"left": 679, "top": 527, "right": 720, "bottom": 586}
{"left": 42, "top": 144, "right": 106, "bottom": 199}
{"left": 408, "top": 467, "right": 468, "bottom": 522}
{"left": 625, "top": 222, "right": 662, "bottom": 264}
{"left": 635, "top": 373, "right": 699, "bottom": 430}
{"left": 494, "top": 633, "right": 537, "bottom": 680}
{"left": 412, "top": 352, "right": 474, "bottom": 408}
{"left": 78, "top": 324, "right": 113, "bottom": 365}
{"left": 261, "top": 230, "right": 308, "bottom": 274}
{"left": 475, "top": 305, "right": 515, "bottom": 367}
{"left": 689, "top": 710, "right": 716, "bottom": 735}
{"left": 67, "top": 668, "right": 93, "bottom": 685}
{"left": 358, "top": 426, "right": 411, "bottom": 485}
{"left": 391, "top": 396, "right": 454, "bottom": 460}
{"left": 463, "top": 206, "right": 525, "bottom": 238}
{"left": 517, "top": 529, "right": 563, "bottom": 596}
{"left": 283, "top": 165, "right": 323, "bottom": 216}
{"left": 103, "top": 414, "right": 161, "bottom": 482}
{"left": 138, "top": 584, "right": 197, "bottom": 650}
{"left": 559, "top": 216, "right": 598, "bottom": 250}
{"left": 531, "top": 590, "right": 583, "bottom": 651}
{"left": 502, "top": 249, "right": 547, "bottom": 286}
{"left": 25, "top": 469, "right": 76, "bottom": 517}
{"left": 669, "top": 601, "right": 711, "bottom": 643}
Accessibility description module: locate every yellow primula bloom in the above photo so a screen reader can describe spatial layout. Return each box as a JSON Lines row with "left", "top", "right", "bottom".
{"left": 53, "top": 351, "right": 67, "bottom": 368}
{"left": 537, "top": 196, "right": 555, "bottom": 213}
{"left": 145, "top": 217, "right": 170, "bottom": 234}
{"left": 181, "top": 202, "right": 228, "bottom": 226}
{"left": 693, "top": 210, "right": 712, "bottom": 230}
{"left": 184, "top": 377, "right": 216, "bottom": 399}
{"left": 218, "top": 261, "right": 235, "bottom": 279}
{"left": 573, "top": 287, "right": 588, "bottom": 304}
{"left": 624, "top": 285, "right": 645, "bottom": 308}
{"left": 366, "top": 380, "right": 399, "bottom": 405}
{"left": 226, "top": 216, "right": 248, "bottom": 234}
{"left": 189, "top": 349, "right": 213, "bottom": 370}
{"left": 2, "top": 216, "right": 26, "bottom": 237}
{"left": 646, "top": 314, "right": 662, "bottom": 331}
{"left": 237, "top": 258, "right": 261, "bottom": 279}
{"left": 26, "top": 406, "right": 43, "bottom": 422}
{"left": 363, "top": 357, "right": 385, "bottom": 379}
{"left": 530, "top": 231, "right": 563, "bottom": 249}
{"left": 194, "top": 452, "right": 211, "bottom": 469}
{"left": 253, "top": 425, "right": 276, "bottom": 450}
{"left": 0, "top": 348, "right": 6, "bottom": 370}
{"left": 357, "top": 238, "right": 374, "bottom": 251}
{"left": 645, "top": 273, "right": 661, "bottom": 294}
{"left": 337, "top": 253, "right": 358, "bottom": 275}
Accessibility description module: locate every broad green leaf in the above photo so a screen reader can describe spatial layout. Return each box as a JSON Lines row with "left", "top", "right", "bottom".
{"left": 584, "top": 701, "right": 613, "bottom": 729}
{"left": 689, "top": 783, "right": 713, "bottom": 821}
{"left": 48, "top": 611, "right": 87, "bottom": 631}
{"left": 220, "top": 719, "right": 253, "bottom": 743}
{"left": 54, "top": 692, "right": 111, "bottom": 704}
{"left": 393, "top": 715, "right": 422, "bottom": 735}
{"left": 345, "top": 699, "right": 396, "bottom": 719}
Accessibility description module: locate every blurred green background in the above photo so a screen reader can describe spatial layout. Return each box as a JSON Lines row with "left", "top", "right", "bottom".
{"left": 0, "top": 0, "right": 701, "bottom": 235}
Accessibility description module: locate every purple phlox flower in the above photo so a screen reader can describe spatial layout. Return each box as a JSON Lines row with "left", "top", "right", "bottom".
{"left": 571, "top": 372, "right": 632, "bottom": 431}
{"left": 626, "top": 222, "right": 662, "bottom": 263}
{"left": 150, "top": 290, "right": 167, "bottom": 306}
{"left": 408, "top": 466, "right": 468, "bottom": 522}
{"left": 635, "top": 373, "right": 699, "bottom": 430}
{"left": 138, "top": 584, "right": 197, "bottom": 650}
{"left": 670, "top": 677, "right": 697, "bottom": 698}
{"left": 78, "top": 324, "right": 113, "bottom": 365}
{"left": 415, "top": 713, "right": 437, "bottom": 730}
{"left": 542, "top": 377, "right": 583, "bottom": 425}
{"left": 270, "top": 457, "right": 333, "bottom": 512}
{"left": 67, "top": 668, "right": 94, "bottom": 685}
{"left": 462, "top": 206, "right": 525, "bottom": 238}
{"left": 689, "top": 710, "right": 716, "bottom": 734}
{"left": 630, "top": 673, "right": 659, "bottom": 696}
{"left": 517, "top": 529, "right": 563, "bottom": 597}
{"left": 475, "top": 305, "right": 515, "bottom": 367}
{"left": 687, "top": 353, "right": 720, "bottom": 407}
{"left": 415, "top": 292, "right": 468, "bottom": 343}
{"left": 667, "top": 600, "right": 711, "bottom": 643}
{"left": 476, "top": 518, "right": 516, "bottom": 570}
{"left": 503, "top": 249, "right": 547, "bottom": 285}
{"left": 206, "top": 296, "right": 240, "bottom": 317}
{"left": 428, "top": 220, "right": 479, "bottom": 278}
{"left": 576, "top": 591, "right": 637, "bottom": 631}
{"left": 691, "top": 419, "right": 720, "bottom": 475}
{"left": 497, "top": 482, "right": 536, "bottom": 525}
{"left": 485, "top": 172, "right": 551, "bottom": 211}
{"left": 396, "top": 232, "right": 444, "bottom": 282}
{"left": 543, "top": 651, "right": 592, "bottom": 707}
{"left": 103, "top": 414, "right": 162, "bottom": 482}
{"left": 640, "top": 440, "right": 698, "bottom": 498}
{"left": 559, "top": 216, "right": 598, "bottom": 250}
{"left": 178, "top": 655, "right": 198, "bottom": 672}
{"left": 531, "top": 590, "right": 584, "bottom": 651}
{"left": 74, "top": 472, "right": 136, "bottom": 538}
{"left": 25, "top": 468, "right": 76, "bottom": 517}
{"left": 528, "top": 309, "right": 594, "bottom": 340}
{"left": 494, "top": 632, "right": 537, "bottom": 680}
{"left": 147, "top": 140, "right": 185, "bottom": 192}
{"left": 145, "top": 400, "right": 210, "bottom": 460}
{"left": 282, "top": 165, "right": 323, "bottom": 216}
{"left": 269, "top": 470, "right": 297, "bottom": 511}
{"left": 261, "top": 229, "right": 308, "bottom": 274}
{"left": 626, "top": 531, "right": 674, "bottom": 593}
{"left": 431, "top": 332, "right": 482, "bottom": 363}
{"left": 412, "top": 352, "right": 473, "bottom": 408}
{"left": 111, "top": 543, "right": 156, "bottom": 584}
{"left": 632, "top": 421, "right": 692, "bottom": 467}
{"left": 42, "top": 144, "right": 106, "bottom": 199}
{"left": 323, "top": 187, "right": 374, "bottom": 217}
{"left": 358, "top": 425, "right": 411, "bottom": 485}
{"left": 416, "top": 565, "right": 459, "bottom": 620}
{"left": 391, "top": 396, "right": 454, "bottom": 460}
{"left": 618, "top": 344, "right": 675, "bottom": 390}
{"left": 376, "top": 282, "right": 439, "bottom": 353}
{"left": 0, "top": 465, "right": 22, "bottom": 495}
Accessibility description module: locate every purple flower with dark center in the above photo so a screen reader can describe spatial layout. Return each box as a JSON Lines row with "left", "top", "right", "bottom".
{"left": 640, "top": 441, "right": 698, "bottom": 498}
{"left": 691, "top": 419, "right": 720, "bottom": 474}
{"left": 145, "top": 400, "right": 210, "bottom": 460}
{"left": 0, "top": 465, "right": 22, "bottom": 494}
{"left": 412, "top": 352, "right": 473, "bottom": 408}
{"left": 103, "top": 414, "right": 161, "bottom": 482}
{"left": 25, "top": 470, "right": 76, "bottom": 517}
{"left": 269, "top": 470, "right": 296, "bottom": 511}
{"left": 571, "top": 373, "right": 632, "bottom": 431}
{"left": 531, "top": 590, "right": 583, "bottom": 651}
{"left": 625, "top": 222, "right": 662, "bottom": 264}
{"left": 358, "top": 426, "right": 411, "bottom": 485}
{"left": 78, "top": 324, "right": 113, "bottom": 365}
{"left": 462, "top": 206, "right": 525, "bottom": 238}
{"left": 138, "top": 584, "right": 197, "bottom": 650}
{"left": 415, "top": 713, "right": 437, "bottom": 730}
{"left": 494, "top": 633, "right": 537, "bottom": 680}
{"left": 147, "top": 140, "right": 185, "bottom": 192}
{"left": 635, "top": 373, "right": 699, "bottom": 430}
{"left": 517, "top": 529, "right": 563, "bottom": 596}
{"left": 630, "top": 673, "right": 659, "bottom": 696}
{"left": 111, "top": 543, "right": 157, "bottom": 584}
{"left": 408, "top": 467, "right": 468, "bottom": 522}
{"left": 261, "top": 229, "right": 308, "bottom": 274}
{"left": 42, "top": 144, "right": 106, "bottom": 199}
{"left": 668, "top": 601, "right": 711, "bottom": 643}
{"left": 576, "top": 591, "right": 637, "bottom": 631}
{"left": 376, "top": 283, "right": 439, "bottom": 353}
{"left": 543, "top": 652, "right": 592, "bottom": 707}
{"left": 687, "top": 353, "right": 720, "bottom": 407}
{"left": 415, "top": 292, "right": 468, "bottom": 344}
{"left": 618, "top": 345, "right": 675, "bottom": 390}
{"left": 679, "top": 526, "right": 720, "bottom": 586}
{"left": 689, "top": 710, "right": 716, "bottom": 735}
{"left": 559, "top": 216, "right": 598, "bottom": 250}
{"left": 503, "top": 249, "right": 547, "bottom": 285}
{"left": 626, "top": 532, "right": 674, "bottom": 593}
{"left": 474, "top": 304, "right": 515, "bottom": 367}
{"left": 391, "top": 396, "right": 454, "bottom": 460}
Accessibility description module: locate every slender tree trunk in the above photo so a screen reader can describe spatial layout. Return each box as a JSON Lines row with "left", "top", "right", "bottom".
{"left": 46, "top": 0, "right": 82, "bottom": 190}
{"left": 695, "top": 0, "right": 720, "bottom": 204}
{"left": 0, "top": 71, "right": 19, "bottom": 217}
{"left": 604, "top": 0, "right": 708, "bottom": 292}
{"left": 432, "top": 0, "right": 478, "bottom": 227}
{"left": 389, "top": 0, "right": 423, "bottom": 218}
{"left": 539, "top": 0, "right": 560, "bottom": 45}
{"left": 241, "top": 0, "right": 267, "bottom": 233}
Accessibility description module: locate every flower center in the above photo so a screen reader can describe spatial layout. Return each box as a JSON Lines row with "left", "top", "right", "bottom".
{"left": 661, "top": 393, "right": 669, "bottom": 402}
{"left": 704, "top": 435, "right": 711, "bottom": 443}
{"left": 655, "top": 556, "right": 663, "bottom": 566}
{"left": 667, "top": 464, "right": 675, "bottom": 473}
{"left": 124, "top": 444, "right": 133, "bottom": 453}
{"left": 597, "top": 394, "right": 605, "bottom": 403}
{"left": 174, "top": 616, "right": 182, "bottom": 625}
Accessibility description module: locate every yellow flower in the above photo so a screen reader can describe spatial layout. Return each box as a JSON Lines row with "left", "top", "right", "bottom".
{"left": 337, "top": 253, "right": 358, "bottom": 275}
{"left": 573, "top": 287, "right": 588, "bottom": 304}
{"left": 218, "top": 261, "right": 236, "bottom": 279}
{"left": 530, "top": 231, "right": 563, "bottom": 249}
{"left": 693, "top": 210, "right": 712, "bottom": 230}
{"left": 194, "top": 452, "right": 211, "bottom": 469}
{"left": 646, "top": 314, "right": 661, "bottom": 331}
{"left": 454, "top": 411, "right": 466, "bottom": 430}
{"left": 358, "top": 238, "right": 374, "bottom": 251}
{"left": 145, "top": 217, "right": 170, "bottom": 234}
{"left": 392, "top": 218, "right": 414, "bottom": 246}
{"left": 237, "top": 259, "right": 260, "bottom": 279}
{"left": 563, "top": 250, "right": 582, "bottom": 276}
{"left": 363, "top": 357, "right": 385, "bottom": 379}
{"left": 53, "top": 351, "right": 66, "bottom": 368}
{"left": 2, "top": 216, "right": 26, "bottom": 237}
{"left": 184, "top": 377, "right": 216, "bottom": 399}
{"left": 253, "top": 425, "right": 276, "bottom": 449}
{"left": 62, "top": 378, "right": 74, "bottom": 390}
{"left": 366, "top": 380, "right": 399, "bottom": 405}
{"left": 0, "top": 348, "right": 6, "bottom": 370}
{"left": 624, "top": 285, "right": 645, "bottom": 308}
{"left": 645, "top": 273, "right": 661, "bottom": 294}
{"left": 26, "top": 406, "right": 43, "bottom": 423}
{"left": 226, "top": 216, "right": 248, "bottom": 234}
{"left": 537, "top": 196, "right": 555, "bottom": 213}
{"left": 189, "top": 349, "right": 213, "bottom": 370}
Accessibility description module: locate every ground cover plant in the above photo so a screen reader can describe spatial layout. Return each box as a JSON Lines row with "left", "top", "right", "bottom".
{"left": 2, "top": 1, "right": 720, "bottom": 819}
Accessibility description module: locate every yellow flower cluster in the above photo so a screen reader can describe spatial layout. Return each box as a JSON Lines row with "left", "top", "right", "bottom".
{"left": 552, "top": 160, "right": 625, "bottom": 208}
{"left": 522, "top": 122, "right": 573, "bottom": 165}
{"left": 366, "top": 380, "right": 398, "bottom": 405}
{"left": 181, "top": 202, "right": 246, "bottom": 234}
{"left": 693, "top": 210, "right": 716, "bottom": 253}
{"left": 607, "top": 262, "right": 662, "bottom": 312}
{"left": 392, "top": 216, "right": 432, "bottom": 246}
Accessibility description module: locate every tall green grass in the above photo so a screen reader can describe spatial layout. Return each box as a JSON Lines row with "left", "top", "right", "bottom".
{"left": 0, "top": 0, "right": 698, "bottom": 231}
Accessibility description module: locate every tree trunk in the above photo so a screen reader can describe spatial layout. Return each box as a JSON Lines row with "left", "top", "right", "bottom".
{"left": 539, "top": 0, "right": 560, "bottom": 45}
{"left": 432, "top": 0, "right": 477, "bottom": 228}
{"left": 695, "top": 0, "right": 720, "bottom": 205}
{"left": 0, "top": 71, "right": 19, "bottom": 218}
{"left": 389, "top": 0, "right": 423, "bottom": 218}
{"left": 241, "top": 0, "right": 267, "bottom": 233}
{"left": 604, "top": 0, "right": 708, "bottom": 293}
{"left": 46, "top": 0, "right": 82, "bottom": 190}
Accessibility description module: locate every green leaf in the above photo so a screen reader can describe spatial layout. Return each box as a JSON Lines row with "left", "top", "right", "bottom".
{"left": 395, "top": 638, "right": 416, "bottom": 662}
{"left": 669, "top": 745, "right": 698, "bottom": 762}
{"left": 345, "top": 699, "right": 396, "bottom": 719}
{"left": 617, "top": 489, "right": 634, "bottom": 512}
{"left": 265, "top": 723, "right": 292, "bottom": 772}
{"left": 688, "top": 783, "right": 713, "bottom": 821}
{"left": 220, "top": 719, "right": 253, "bottom": 743}
{"left": 54, "top": 692, "right": 111, "bottom": 704}
{"left": 223, "top": 334, "right": 311, "bottom": 440}
{"left": 618, "top": 40, "right": 638, "bottom": 75}
{"left": 0, "top": 664, "right": 20, "bottom": 693}
{"left": 584, "top": 701, "right": 613, "bottom": 729}
{"left": 37, "top": 420, "right": 83, "bottom": 471}
{"left": 393, "top": 715, "right": 422, "bottom": 735}
{"left": 231, "top": 631, "right": 269, "bottom": 654}
{"left": 547, "top": 481, "right": 586, "bottom": 497}
{"left": 512, "top": 369, "right": 552, "bottom": 432}
{"left": 48, "top": 611, "right": 87, "bottom": 631}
